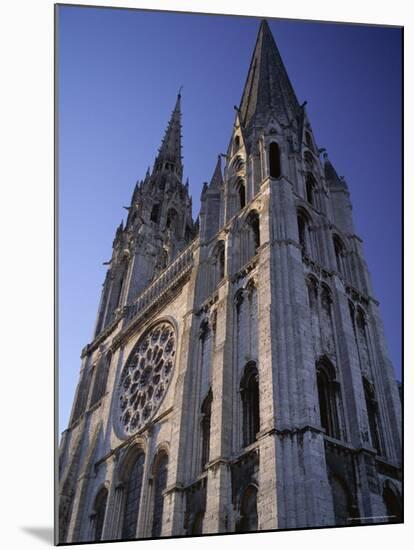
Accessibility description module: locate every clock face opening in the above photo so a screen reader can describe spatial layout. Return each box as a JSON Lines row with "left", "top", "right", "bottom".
{"left": 117, "top": 321, "right": 176, "bottom": 435}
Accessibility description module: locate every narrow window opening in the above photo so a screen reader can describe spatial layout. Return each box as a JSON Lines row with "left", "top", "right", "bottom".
{"left": 269, "top": 142, "right": 281, "bottom": 178}
{"left": 333, "top": 235, "right": 345, "bottom": 274}
{"left": 383, "top": 485, "right": 402, "bottom": 523}
{"left": 241, "top": 363, "right": 260, "bottom": 447}
{"left": 250, "top": 212, "right": 260, "bottom": 252}
{"left": 363, "top": 378, "right": 383, "bottom": 455}
{"left": 237, "top": 485, "right": 258, "bottom": 532}
{"left": 330, "top": 475, "right": 357, "bottom": 526}
{"left": 122, "top": 453, "right": 145, "bottom": 540}
{"left": 191, "top": 512, "right": 204, "bottom": 535}
{"left": 150, "top": 203, "right": 160, "bottom": 223}
{"left": 151, "top": 452, "right": 169, "bottom": 537}
{"left": 297, "top": 212, "right": 307, "bottom": 251}
{"left": 201, "top": 390, "right": 212, "bottom": 469}
{"left": 306, "top": 174, "right": 315, "bottom": 205}
{"left": 218, "top": 244, "right": 225, "bottom": 281}
{"left": 239, "top": 181, "right": 246, "bottom": 209}
{"left": 93, "top": 488, "right": 108, "bottom": 541}
{"left": 316, "top": 360, "right": 340, "bottom": 439}
{"left": 166, "top": 208, "right": 180, "bottom": 239}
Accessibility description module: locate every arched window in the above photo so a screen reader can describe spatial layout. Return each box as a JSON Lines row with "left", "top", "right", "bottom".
{"left": 150, "top": 203, "right": 160, "bottom": 223}
{"left": 241, "top": 363, "right": 260, "bottom": 447}
{"left": 93, "top": 487, "right": 108, "bottom": 541}
{"left": 234, "top": 135, "right": 240, "bottom": 150}
{"left": 218, "top": 244, "right": 225, "bottom": 280}
{"left": 71, "top": 367, "right": 93, "bottom": 423}
{"left": 191, "top": 511, "right": 204, "bottom": 535}
{"left": 238, "top": 485, "right": 258, "bottom": 532}
{"left": 166, "top": 208, "right": 180, "bottom": 239}
{"left": 297, "top": 213, "right": 306, "bottom": 249}
{"left": 236, "top": 178, "right": 246, "bottom": 209}
{"left": 333, "top": 235, "right": 345, "bottom": 274}
{"left": 363, "top": 378, "right": 383, "bottom": 455}
{"left": 151, "top": 451, "right": 169, "bottom": 537}
{"left": 316, "top": 359, "right": 340, "bottom": 439}
{"left": 307, "top": 276, "right": 318, "bottom": 308}
{"left": 330, "top": 475, "right": 357, "bottom": 526}
{"left": 122, "top": 452, "right": 145, "bottom": 540}
{"left": 90, "top": 352, "right": 111, "bottom": 407}
{"left": 383, "top": 483, "right": 402, "bottom": 523}
{"left": 269, "top": 142, "right": 281, "bottom": 178}
{"left": 239, "top": 183, "right": 246, "bottom": 209}
{"left": 305, "top": 173, "right": 316, "bottom": 206}
{"left": 208, "top": 241, "right": 225, "bottom": 294}
{"left": 246, "top": 210, "right": 260, "bottom": 256}
{"left": 201, "top": 390, "right": 212, "bottom": 469}
{"left": 297, "top": 209, "right": 312, "bottom": 255}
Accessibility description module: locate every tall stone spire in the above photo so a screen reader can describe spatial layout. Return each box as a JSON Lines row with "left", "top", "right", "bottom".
{"left": 153, "top": 92, "right": 183, "bottom": 180}
{"left": 239, "top": 20, "right": 301, "bottom": 130}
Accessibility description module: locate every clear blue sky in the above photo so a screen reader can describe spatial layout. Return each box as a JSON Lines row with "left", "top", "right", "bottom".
{"left": 58, "top": 6, "right": 402, "bottom": 433}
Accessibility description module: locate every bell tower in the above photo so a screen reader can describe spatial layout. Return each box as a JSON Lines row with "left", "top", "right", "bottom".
{"left": 94, "top": 93, "right": 194, "bottom": 336}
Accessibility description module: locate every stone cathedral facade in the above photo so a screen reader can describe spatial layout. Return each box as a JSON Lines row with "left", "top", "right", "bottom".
{"left": 58, "top": 20, "right": 402, "bottom": 544}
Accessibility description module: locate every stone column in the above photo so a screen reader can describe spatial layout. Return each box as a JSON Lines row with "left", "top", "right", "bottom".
{"left": 203, "top": 280, "right": 233, "bottom": 534}
{"left": 266, "top": 177, "right": 334, "bottom": 528}
{"left": 254, "top": 183, "right": 279, "bottom": 529}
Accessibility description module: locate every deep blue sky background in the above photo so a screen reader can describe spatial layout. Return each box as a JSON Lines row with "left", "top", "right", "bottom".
{"left": 58, "top": 6, "right": 402, "bottom": 433}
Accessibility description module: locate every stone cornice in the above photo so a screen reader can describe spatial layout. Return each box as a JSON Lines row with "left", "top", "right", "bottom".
{"left": 345, "top": 283, "right": 379, "bottom": 306}
{"left": 231, "top": 255, "right": 259, "bottom": 283}
{"left": 112, "top": 270, "right": 191, "bottom": 350}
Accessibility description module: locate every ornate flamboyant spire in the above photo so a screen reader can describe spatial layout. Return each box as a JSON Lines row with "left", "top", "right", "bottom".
{"left": 239, "top": 20, "right": 301, "bottom": 130}
{"left": 153, "top": 91, "right": 183, "bottom": 179}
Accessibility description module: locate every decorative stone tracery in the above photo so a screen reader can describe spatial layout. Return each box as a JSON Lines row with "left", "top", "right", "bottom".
{"left": 117, "top": 321, "right": 176, "bottom": 435}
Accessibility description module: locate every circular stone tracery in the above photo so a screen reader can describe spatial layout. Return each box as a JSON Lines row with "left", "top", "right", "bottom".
{"left": 118, "top": 321, "right": 176, "bottom": 435}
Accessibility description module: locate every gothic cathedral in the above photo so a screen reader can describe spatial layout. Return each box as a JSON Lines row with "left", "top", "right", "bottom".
{"left": 58, "top": 19, "right": 402, "bottom": 543}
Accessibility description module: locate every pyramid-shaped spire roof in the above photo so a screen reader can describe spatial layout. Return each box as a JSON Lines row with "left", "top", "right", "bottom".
{"left": 154, "top": 92, "right": 183, "bottom": 178}
{"left": 209, "top": 155, "right": 223, "bottom": 189}
{"left": 239, "top": 20, "right": 301, "bottom": 130}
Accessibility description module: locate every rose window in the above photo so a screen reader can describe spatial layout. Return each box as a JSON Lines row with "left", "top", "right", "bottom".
{"left": 117, "top": 321, "right": 176, "bottom": 435}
